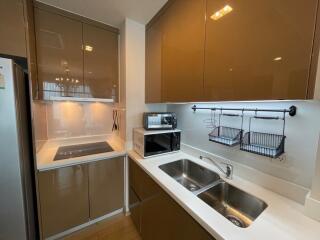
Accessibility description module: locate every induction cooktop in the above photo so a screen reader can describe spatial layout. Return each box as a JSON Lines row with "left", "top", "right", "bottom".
{"left": 54, "top": 141, "right": 114, "bottom": 161}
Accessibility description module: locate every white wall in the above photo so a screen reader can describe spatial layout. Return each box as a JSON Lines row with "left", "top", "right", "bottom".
{"left": 120, "top": 18, "right": 166, "bottom": 148}
{"left": 168, "top": 100, "right": 320, "bottom": 188}
{"left": 311, "top": 135, "right": 320, "bottom": 199}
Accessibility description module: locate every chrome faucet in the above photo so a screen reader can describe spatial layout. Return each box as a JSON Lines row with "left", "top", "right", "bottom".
{"left": 199, "top": 156, "right": 233, "bottom": 179}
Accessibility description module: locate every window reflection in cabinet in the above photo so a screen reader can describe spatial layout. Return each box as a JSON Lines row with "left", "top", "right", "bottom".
{"left": 35, "top": 8, "right": 84, "bottom": 98}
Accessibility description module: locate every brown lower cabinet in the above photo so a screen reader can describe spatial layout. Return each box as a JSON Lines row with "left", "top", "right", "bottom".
{"left": 38, "top": 164, "right": 90, "bottom": 238}
{"left": 38, "top": 157, "right": 124, "bottom": 238}
{"left": 88, "top": 157, "right": 124, "bottom": 219}
{"left": 129, "top": 157, "right": 215, "bottom": 240}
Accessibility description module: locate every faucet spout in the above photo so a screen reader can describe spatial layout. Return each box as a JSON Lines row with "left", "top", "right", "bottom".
{"left": 200, "top": 156, "right": 233, "bottom": 179}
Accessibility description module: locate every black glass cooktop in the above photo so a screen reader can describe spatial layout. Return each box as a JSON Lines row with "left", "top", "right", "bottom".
{"left": 54, "top": 141, "right": 114, "bottom": 161}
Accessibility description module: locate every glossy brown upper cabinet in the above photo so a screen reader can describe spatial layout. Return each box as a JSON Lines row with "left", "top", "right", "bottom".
{"left": 0, "top": 0, "right": 27, "bottom": 57}
{"left": 204, "top": 0, "right": 319, "bottom": 101}
{"left": 146, "top": 14, "right": 164, "bottom": 103}
{"left": 83, "top": 24, "right": 119, "bottom": 100}
{"left": 146, "top": 0, "right": 206, "bottom": 103}
{"left": 35, "top": 8, "right": 84, "bottom": 99}
{"left": 146, "top": 0, "right": 320, "bottom": 102}
{"left": 34, "top": 3, "right": 119, "bottom": 100}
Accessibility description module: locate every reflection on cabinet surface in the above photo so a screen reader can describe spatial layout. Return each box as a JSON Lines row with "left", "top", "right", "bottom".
{"left": 88, "top": 157, "right": 124, "bottom": 219}
{"left": 38, "top": 165, "right": 89, "bottom": 238}
{"left": 129, "top": 158, "right": 215, "bottom": 240}
{"left": 35, "top": 8, "right": 84, "bottom": 98}
{"left": 204, "top": 0, "right": 319, "bottom": 101}
{"left": 0, "top": 0, "right": 27, "bottom": 57}
{"left": 83, "top": 24, "right": 119, "bottom": 100}
{"left": 146, "top": 0, "right": 206, "bottom": 103}
{"left": 145, "top": 0, "right": 320, "bottom": 102}
{"left": 34, "top": 3, "right": 119, "bottom": 100}
{"left": 161, "top": 0, "right": 206, "bottom": 102}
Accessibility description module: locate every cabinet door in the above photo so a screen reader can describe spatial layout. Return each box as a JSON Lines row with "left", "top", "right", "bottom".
{"left": 204, "top": 0, "right": 318, "bottom": 100}
{"left": 23, "top": 0, "right": 39, "bottom": 100}
{"left": 161, "top": 0, "right": 206, "bottom": 102}
{"left": 38, "top": 165, "right": 89, "bottom": 238}
{"left": 146, "top": 15, "right": 164, "bottom": 103}
{"left": 83, "top": 24, "right": 119, "bottom": 100}
{"left": 141, "top": 190, "right": 214, "bottom": 240}
{"left": 88, "top": 157, "right": 124, "bottom": 219}
{"left": 129, "top": 157, "right": 159, "bottom": 201}
{"left": 35, "top": 8, "right": 83, "bottom": 99}
{"left": 0, "top": 0, "right": 26, "bottom": 57}
{"left": 129, "top": 187, "right": 141, "bottom": 232}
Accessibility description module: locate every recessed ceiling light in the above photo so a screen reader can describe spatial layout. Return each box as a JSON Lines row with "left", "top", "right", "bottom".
{"left": 85, "top": 45, "right": 93, "bottom": 52}
{"left": 211, "top": 5, "right": 233, "bottom": 21}
{"left": 274, "top": 57, "right": 282, "bottom": 61}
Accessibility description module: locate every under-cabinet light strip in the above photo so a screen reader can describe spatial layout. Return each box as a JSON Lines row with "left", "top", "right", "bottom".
{"left": 49, "top": 96, "right": 114, "bottom": 103}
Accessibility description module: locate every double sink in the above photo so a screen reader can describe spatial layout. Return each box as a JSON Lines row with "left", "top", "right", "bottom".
{"left": 159, "top": 159, "right": 267, "bottom": 228}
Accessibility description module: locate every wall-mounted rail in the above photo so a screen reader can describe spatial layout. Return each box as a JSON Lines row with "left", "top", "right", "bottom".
{"left": 192, "top": 105, "right": 297, "bottom": 117}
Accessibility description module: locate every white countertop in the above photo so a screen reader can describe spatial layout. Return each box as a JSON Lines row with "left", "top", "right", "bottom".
{"left": 37, "top": 135, "right": 126, "bottom": 171}
{"left": 128, "top": 150, "right": 320, "bottom": 240}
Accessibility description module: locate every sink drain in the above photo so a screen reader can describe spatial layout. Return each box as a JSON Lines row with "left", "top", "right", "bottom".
{"left": 187, "top": 183, "right": 198, "bottom": 191}
{"left": 226, "top": 215, "right": 245, "bottom": 228}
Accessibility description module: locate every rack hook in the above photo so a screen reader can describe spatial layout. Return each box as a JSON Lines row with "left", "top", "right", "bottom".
{"left": 192, "top": 105, "right": 197, "bottom": 112}
{"left": 289, "top": 105, "right": 297, "bottom": 116}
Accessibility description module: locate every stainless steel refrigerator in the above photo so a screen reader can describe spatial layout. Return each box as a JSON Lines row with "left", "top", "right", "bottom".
{"left": 0, "top": 57, "right": 37, "bottom": 240}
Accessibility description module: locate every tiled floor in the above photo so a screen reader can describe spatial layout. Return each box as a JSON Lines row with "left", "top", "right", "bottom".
{"left": 64, "top": 214, "right": 142, "bottom": 240}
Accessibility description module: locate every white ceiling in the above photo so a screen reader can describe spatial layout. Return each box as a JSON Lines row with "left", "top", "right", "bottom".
{"left": 36, "top": 0, "right": 168, "bottom": 28}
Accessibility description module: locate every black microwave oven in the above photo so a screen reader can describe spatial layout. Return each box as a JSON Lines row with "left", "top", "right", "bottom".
{"left": 133, "top": 128, "right": 181, "bottom": 158}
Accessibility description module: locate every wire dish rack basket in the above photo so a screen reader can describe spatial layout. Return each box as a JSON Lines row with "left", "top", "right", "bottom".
{"left": 240, "top": 116, "right": 286, "bottom": 158}
{"left": 209, "top": 113, "right": 243, "bottom": 146}
{"left": 209, "top": 126, "right": 243, "bottom": 146}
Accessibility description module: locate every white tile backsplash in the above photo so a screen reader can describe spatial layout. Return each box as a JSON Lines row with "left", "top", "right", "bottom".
{"left": 33, "top": 101, "right": 114, "bottom": 141}
{"left": 168, "top": 100, "right": 320, "bottom": 188}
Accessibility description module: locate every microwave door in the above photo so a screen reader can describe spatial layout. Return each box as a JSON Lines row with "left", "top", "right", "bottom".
{"left": 144, "top": 134, "right": 171, "bottom": 157}
{"left": 161, "top": 116, "right": 172, "bottom": 127}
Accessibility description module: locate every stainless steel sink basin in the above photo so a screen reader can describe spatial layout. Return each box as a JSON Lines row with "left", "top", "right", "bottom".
{"left": 198, "top": 181, "right": 268, "bottom": 228}
{"left": 159, "top": 159, "right": 220, "bottom": 192}
{"left": 159, "top": 159, "right": 267, "bottom": 228}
